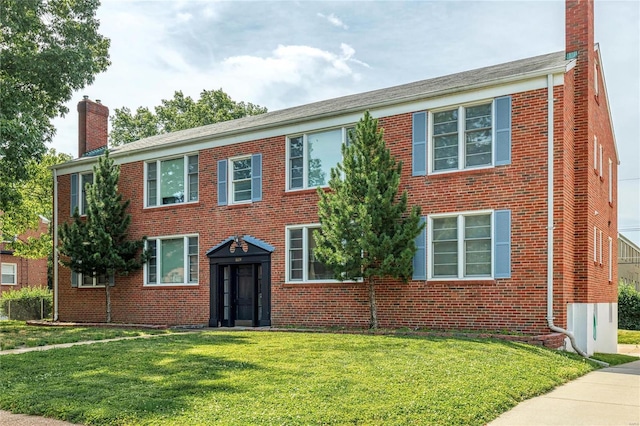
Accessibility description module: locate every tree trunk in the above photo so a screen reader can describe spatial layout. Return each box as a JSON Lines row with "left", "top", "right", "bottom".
{"left": 368, "top": 276, "right": 378, "bottom": 329}
{"left": 105, "top": 282, "right": 111, "bottom": 323}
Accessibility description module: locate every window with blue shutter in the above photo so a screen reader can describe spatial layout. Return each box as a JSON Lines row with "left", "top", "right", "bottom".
{"left": 412, "top": 216, "right": 427, "bottom": 280}
{"left": 494, "top": 209, "right": 511, "bottom": 278}
{"left": 412, "top": 112, "right": 427, "bottom": 176}
{"left": 217, "top": 159, "right": 227, "bottom": 206}
{"left": 251, "top": 153, "right": 262, "bottom": 202}
{"left": 495, "top": 96, "right": 512, "bottom": 166}
{"left": 71, "top": 271, "right": 78, "bottom": 288}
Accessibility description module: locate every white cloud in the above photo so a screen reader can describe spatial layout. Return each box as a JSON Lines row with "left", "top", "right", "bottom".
{"left": 317, "top": 12, "right": 348, "bottom": 30}
{"left": 176, "top": 12, "right": 192, "bottom": 23}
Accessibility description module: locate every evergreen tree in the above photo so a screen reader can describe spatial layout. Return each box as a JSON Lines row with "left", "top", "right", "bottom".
{"left": 314, "top": 111, "right": 424, "bottom": 329}
{"left": 58, "top": 151, "right": 146, "bottom": 322}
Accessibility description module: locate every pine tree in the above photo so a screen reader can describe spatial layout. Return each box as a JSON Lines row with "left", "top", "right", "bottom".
{"left": 58, "top": 151, "right": 146, "bottom": 322}
{"left": 314, "top": 111, "right": 424, "bottom": 329}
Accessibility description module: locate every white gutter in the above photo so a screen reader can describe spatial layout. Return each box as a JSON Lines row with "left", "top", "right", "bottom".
{"left": 544, "top": 74, "right": 607, "bottom": 365}
{"left": 53, "top": 167, "right": 59, "bottom": 321}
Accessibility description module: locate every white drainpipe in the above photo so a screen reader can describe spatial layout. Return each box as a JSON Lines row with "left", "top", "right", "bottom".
{"left": 545, "top": 73, "right": 606, "bottom": 365}
{"left": 53, "top": 166, "right": 59, "bottom": 321}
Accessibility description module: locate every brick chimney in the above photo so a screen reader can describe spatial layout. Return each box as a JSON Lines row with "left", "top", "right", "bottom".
{"left": 566, "top": 0, "right": 595, "bottom": 125}
{"left": 77, "top": 96, "right": 109, "bottom": 158}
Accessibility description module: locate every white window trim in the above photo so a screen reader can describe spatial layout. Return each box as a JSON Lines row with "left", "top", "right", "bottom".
{"left": 77, "top": 272, "right": 108, "bottom": 288}
{"left": 608, "top": 237, "right": 613, "bottom": 282}
{"left": 428, "top": 100, "right": 495, "bottom": 175}
{"left": 598, "top": 144, "right": 603, "bottom": 177}
{"left": 427, "top": 209, "right": 494, "bottom": 281}
{"left": 144, "top": 154, "right": 198, "bottom": 209}
{"left": 593, "top": 136, "right": 598, "bottom": 172}
{"left": 608, "top": 158, "right": 613, "bottom": 203}
{"left": 229, "top": 155, "right": 252, "bottom": 205}
{"left": 144, "top": 233, "right": 199, "bottom": 286}
{"left": 78, "top": 172, "right": 93, "bottom": 216}
{"left": 594, "top": 63, "right": 599, "bottom": 96}
{"left": 285, "top": 126, "right": 353, "bottom": 191}
{"left": 284, "top": 224, "right": 343, "bottom": 284}
{"left": 594, "top": 226, "right": 598, "bottom": 262}
{"left": 599, "top": 229, "right": 603, "bottom": 265}
{"left": 1, "top": 263, "right": 17, "bottom": 285}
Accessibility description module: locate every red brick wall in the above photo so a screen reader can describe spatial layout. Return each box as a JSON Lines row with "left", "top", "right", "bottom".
{"left": 57, "top": 87, "right": 565, "bottom": 334}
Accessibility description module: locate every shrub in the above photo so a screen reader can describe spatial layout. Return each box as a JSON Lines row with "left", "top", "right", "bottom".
{"left": 618, "top": 282, "right": 640, "bottom": 330}
{"left": 0, "top": 287, "right": 52, "bottom": 320}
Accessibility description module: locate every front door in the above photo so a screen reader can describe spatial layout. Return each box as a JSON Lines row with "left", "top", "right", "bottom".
{"left": 235, "top": 264, "right": 254, "bottom": 326}
{"left": 220, "top": 264, "right": 261, "bottom": 327}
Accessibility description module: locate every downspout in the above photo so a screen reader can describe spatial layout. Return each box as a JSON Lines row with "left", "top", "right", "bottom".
{"left": 545, "top": 74, "right": 606, "bottom": 365}
{"left": 53, "top": 166, "right": 59, "bottom": 321}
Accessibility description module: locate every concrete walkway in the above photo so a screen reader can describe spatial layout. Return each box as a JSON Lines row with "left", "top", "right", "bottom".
{"left": 490, "top": 356, "right": 640, "bottom": 425}
{"left": 1, "top": 342, "right": 639, "bottom": 425}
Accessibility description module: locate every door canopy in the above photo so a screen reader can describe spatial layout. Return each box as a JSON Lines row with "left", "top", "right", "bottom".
{"left": 206, "top": 235, "right": 275, "bottom": 261}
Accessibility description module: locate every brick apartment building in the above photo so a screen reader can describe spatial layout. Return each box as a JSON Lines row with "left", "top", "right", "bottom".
{"left": 52, "top": 0, "right": 618, "bottom": 355}
{"left": 1, "top": 216, "right": 49, "bottom": 295}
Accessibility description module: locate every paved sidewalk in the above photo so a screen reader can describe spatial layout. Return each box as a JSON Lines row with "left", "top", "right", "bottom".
{"left": 489, "top": 358, "right": 640, "bottom": 425}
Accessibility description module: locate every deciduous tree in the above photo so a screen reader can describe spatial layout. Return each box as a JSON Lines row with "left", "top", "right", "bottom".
{"left": 109, "top": 89, "right": 268, "bottom": 145}
{"left": 0, "top": 0, "right": 110, "bottom": 210}
{"left": 314, "top": 111, "right": 424, "bottom": 329}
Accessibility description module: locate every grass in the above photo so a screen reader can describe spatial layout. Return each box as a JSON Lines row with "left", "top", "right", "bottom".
{"left": 0, "top": 331, "right": 598, "bottom": 425}
{"left": 591, "top": 352, "right": 638, "bottom": 365}
{"left": 618, "top": 329, "right": 640, "bottom": 345}
{"left": 0, "top": 320, "right": 176, "bottom": 350}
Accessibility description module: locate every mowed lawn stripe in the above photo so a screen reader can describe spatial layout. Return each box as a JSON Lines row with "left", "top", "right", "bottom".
{"left": 0, "top": 331, "right": 595, "bottom": 425}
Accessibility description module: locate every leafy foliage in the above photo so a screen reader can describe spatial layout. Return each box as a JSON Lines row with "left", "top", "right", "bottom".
{"left": 58, "top": 151, "right": 146, "bottom": 322}
{"left": 618, "top": 283, "right": 640, "bottom": 330}
{"left": 0, "top": 287, "right": 52, "bottom": 321}
{"left": 0, "top": 149, "right": 72, "bottom": 258}
{"left": 315, "top": 111, "right": 423, "bottom": 328}
{"left": 0, "top": 0, "right": 110, "bottom": 210}
{"left": 109, "top": 89, "right": 268, "bottom": 145}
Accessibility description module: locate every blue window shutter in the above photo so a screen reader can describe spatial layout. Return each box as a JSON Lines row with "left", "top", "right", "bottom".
{"left": 70, "top": 173, "right": 78, "bottom": 215}
{"left": 495, "top": 96, "right": 512, "bottom": 165}
{"left": 412, "top": 112, "right": 427, "bottom": 176}
{"left": 217, "top": 159, "right": 227, "bottom": 206}
{"left": 251, "top": 153, "right": 262, "bottom": 202}
{"left": 109, "top": 273, "right": 115, "bottom": 287}
{"left": 494, "top": 210, "right": 511, "bottom": 278}
{"left": 413, "top": 216, "right": 427, "bottom": 280}
{"left": 71, "top": 271, "right": 78, "bottom": 288}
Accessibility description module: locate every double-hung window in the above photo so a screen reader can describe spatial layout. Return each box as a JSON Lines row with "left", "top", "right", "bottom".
{"left": 287, "top": 127, "right": 353, "bottom": 190}
{"left": 217, "top": 154, "right": 262, "bottom": 205}
{"left": 1, "top": 263, "right": 17, "bottom": 285}
{"left": 70, "top": 172, "right": 93, "bottom": 215}
{"left": 432, "top": 103, "right": 493, "bottom": 172}
{"left": 424, "top": 210, "right": 511, "bottom": 280}
{"left": 146, "top": 235, "right": 198, "bottom": 285}
{"left": 71, "top": 271, "right": 112, "bottom": 288}
{"left": 146, "top": 155, "right": 198, "bottom": 207}
{"left": 286, "top": 225, "right": 334, "bottom": 282}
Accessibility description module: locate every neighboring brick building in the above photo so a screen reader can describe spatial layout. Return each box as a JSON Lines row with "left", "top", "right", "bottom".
{"left": 619, "top": 234, "right": 640, "bottom": 291}
{"left": 1, "top": 216, "right": 49, "bottom": 295}
{"left": 52, "top": 0, "right": 618, "bottom": 355}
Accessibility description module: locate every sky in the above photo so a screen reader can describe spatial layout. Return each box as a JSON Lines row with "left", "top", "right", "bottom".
{"left": 50, "top": 0, "right": 640, "bottom": 245}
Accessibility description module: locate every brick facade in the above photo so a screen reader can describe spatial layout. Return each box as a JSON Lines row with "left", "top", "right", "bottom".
{"left": 53, "top": 0, "right": 618, "bottom": 353}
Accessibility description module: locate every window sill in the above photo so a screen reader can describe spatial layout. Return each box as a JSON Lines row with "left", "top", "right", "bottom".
{"left": 143, "top": 201, "right": 200, "bottom": 211}
{"left": 427, "top": 279, "right": 496, "bottom": 285}
{"left": 77, "top": 286, "right": 105, "bottom": 289}
{"left": 143, "top": 283, "right": 199, "bottom": 288}
{"left": 428, "top": 165, "right": 494, "bottom": 179}
{"left": 283, "top": 280, "right": 360, "bottom": 287}
{"left": 283, "top": 187, "right": 329, "bottom": 196}
{"left": 0, "top": 283, "right": 17, "bottom": 286}
{"left": 227, "top": 202, "right": 254, "bottom": 210}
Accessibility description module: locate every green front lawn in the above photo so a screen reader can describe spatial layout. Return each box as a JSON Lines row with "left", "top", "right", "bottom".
{"left": 618, "top": 329, "right": 640, "bottom": 345}
{"left": 0, "top": 320, "right": 175, "bottom": 350}
{"left": 0, "top": 331, "right": 597, "bottom": 425}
